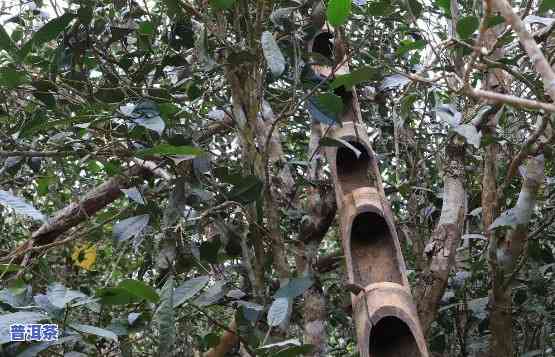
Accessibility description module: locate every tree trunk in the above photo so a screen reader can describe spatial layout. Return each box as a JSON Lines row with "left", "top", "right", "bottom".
{"left": 416, "top": 140, "right": 466, "bottom": 335}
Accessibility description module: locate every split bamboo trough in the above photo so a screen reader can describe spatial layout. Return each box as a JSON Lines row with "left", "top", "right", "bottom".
{"left": 308, "top": 29, "right": 429, "bottom": 357}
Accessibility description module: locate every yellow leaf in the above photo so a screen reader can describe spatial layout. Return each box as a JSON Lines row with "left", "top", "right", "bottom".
{"left": 71, "top": 245, "right": 97, "bottom": 270}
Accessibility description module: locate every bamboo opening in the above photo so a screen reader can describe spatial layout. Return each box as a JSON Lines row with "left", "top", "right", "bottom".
{"left": 369, "top": 316, "right": 421, "bottom": 357}
{"left": 312, "top": 32, "right": 334, "bottom": 59}
{"left": 351, "top": 212, "right": 402, "bottom": 286}
{"left": 337, "top": 142, "right": 371, "bottom": 193}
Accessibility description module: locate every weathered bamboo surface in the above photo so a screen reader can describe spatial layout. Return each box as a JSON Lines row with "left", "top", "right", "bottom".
{"left": 309, "top": 29, "right": 428, "bottom": 357}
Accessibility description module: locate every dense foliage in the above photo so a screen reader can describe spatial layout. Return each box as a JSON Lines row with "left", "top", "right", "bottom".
{"left": 0, "top": 0, "right": 554, "bottom": 356}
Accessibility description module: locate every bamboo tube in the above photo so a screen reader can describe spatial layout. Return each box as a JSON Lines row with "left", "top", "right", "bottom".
{"left": 308, "top": 29, "right": 429, "bottom": 357}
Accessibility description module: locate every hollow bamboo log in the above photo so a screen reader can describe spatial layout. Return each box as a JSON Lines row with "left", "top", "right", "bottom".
{"left": 308, "top": 29, "right": 428, "bottom": 357}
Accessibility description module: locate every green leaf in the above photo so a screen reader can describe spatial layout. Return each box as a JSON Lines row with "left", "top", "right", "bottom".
{"left": 261, "top": 31, "right": 286, "bottom": 77}
{"left": 121, "top": 187, "right": 145, "bottom": 205}
{"left": 486, "top": 15, "right": 505, "bottom": 28}
{"left": 331, "top": 66, "right": 382, "bottom": 89}
{"left": 274, "top": 277, "right": 313, "bottom": 299}
{"left": 396, "top": 39, "right": 426, "bottom": 56}
{"left": 70, "top": 323, "right": 118, "bottom": 341}
{"left": 272, "top": 345, "right": 315, "bottom": 357}
{"left": 162, "top": 0, "right": 183, "bottom": 16}
{"left": 199, "top": 239, "right": 222, "bottom": 264}
{"left": 0, "top": 264, "right": 22, "bottom": 274}
{"left": 20, "top": 13, "right": 76, "bottom": 58}
{"left": 138, "top": 21, "right": 155, "bottom": 36}
{"left": 173, "top": 276, "right": 210, "bottom": 307}
{"left": 137, "top": 144, "right": 203, "bottom": 157}
{"left": 308, "top": 93, "right": 344, "bottom": 125}
{"left": 0, "top": 66, "right": 29, "bottom": 89}
{"left": 540, "top": 0, "right": 555, "bottom": 14}
{"left": 16, "top": 336, "right": 80, "bottom": 357}
{"left": 210, "top": 0, "right": 235, "bottom": 10}
{"left": 457, "top": 16, "right": 479, "bottom": 39}
{"left": 307, "top": 96, "right": 339, "bottom": 125}
{"left": 317, "top": 93, "right": 344, "bottom": 116}
{"left": 46, "top": 282, "right": 87, "bottom": 308}
{"left": 0, "top": 25, "right": 18, "bottom": 57}
{"left": 113, "top": 214, "right": 150, "bottom": 242}
{"left": 157, "top": 276, "right": 175, "bottom": 354}
{"left": 118, "top": 279, "right": 160, "bottom": 303}
{"left": 228, "top": 175, "right": 263, "bottom": 204}
{"left": 326, "top": 0, "right": 351, "bottom": 27}
{"left": 435, "top": 0, "right": 450, "bottom": 15}
{"left": 96, "top": 287, "right": 140, "bottom": 305}
{"left": 407, "top": 0, "right": 423, "bottom": 18}
{"left": 267, "top": 297, "right": 291, "bottom": 327}
{"left": 0, "top": 189, "right": 46, "bottom": 222}
{"left": 193, "top": 281, "right": 225, "bottom": 306}
{"left": 236, "top": 301, "right": 264, "bottom": 321}
{"left": 77, "top": 6, "right": 93, "bottom": 25}
{"left": 489, "top": 208, "right": 528, "bottom": 230}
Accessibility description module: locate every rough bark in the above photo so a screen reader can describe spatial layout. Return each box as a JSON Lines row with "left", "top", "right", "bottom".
{"left": 416, "top": 140, "right": 466, "bottom": 335}
{"left": 299, "top": 122, "right": 336, "bottom": 356}
{"left": 489, "top": 155, "right": 545, "bottom": 357}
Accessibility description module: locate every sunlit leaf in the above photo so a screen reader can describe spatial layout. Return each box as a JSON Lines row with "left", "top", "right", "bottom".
{"left": 261, "top": 31, "right": 286, "bottom": 77}
{"left": 267, "top": 297, "right": 291, "bottom": 327}
{"left": 121, "top": 187, "right": 145, "bottom": 205}
{"left": 0, "top": 190, "right": 46, "bottom": 222}
{"left": 193, "top": 281, "right": 225, "bottom": 306}
{"left": 326, "top": 0, "right": 351, "bottom": 27}
{"left": 0, "top": 25, "right": 18, "bottom": 57}
{"left": 69, "top": 323, "right": 118, "bottom": 341}
{"left": 174, "top": 276, "right": 210, "bottom": 307}
{"left": 113, "top": 215, "right": 150, "bottom": 242}
{"left": 331, "top": 66, "right": 382, "bottom": 89}
{"left": 274, "top": 277, "right": 313, "bottom": 299}
{"left": 118, "top": 279, "right": 159, "bottom": 303}
{"left": 453, "top": 124, "right": 482, "bottom": 148}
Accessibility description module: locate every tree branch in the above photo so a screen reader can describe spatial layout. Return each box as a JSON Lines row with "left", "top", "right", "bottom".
{"left": 32, "top": 165, "right": 150, "bottom": 247}
{"left": 0, "top": 150, "right": 73, "bottom": 158}
{"left": 493, "top": 0, "right": 555, "bottom": 100}
{"left": 466, "top": 88, "right": 555, "bottom": 111}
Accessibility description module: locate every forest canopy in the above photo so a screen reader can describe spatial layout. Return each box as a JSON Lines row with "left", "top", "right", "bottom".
{"left": 0, "top": 0, "right": 554, "bottom": 356}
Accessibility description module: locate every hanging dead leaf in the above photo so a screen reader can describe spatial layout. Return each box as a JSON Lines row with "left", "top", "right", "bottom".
{"left": 71, "top": 245, "right": 97, "bottom": 270}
